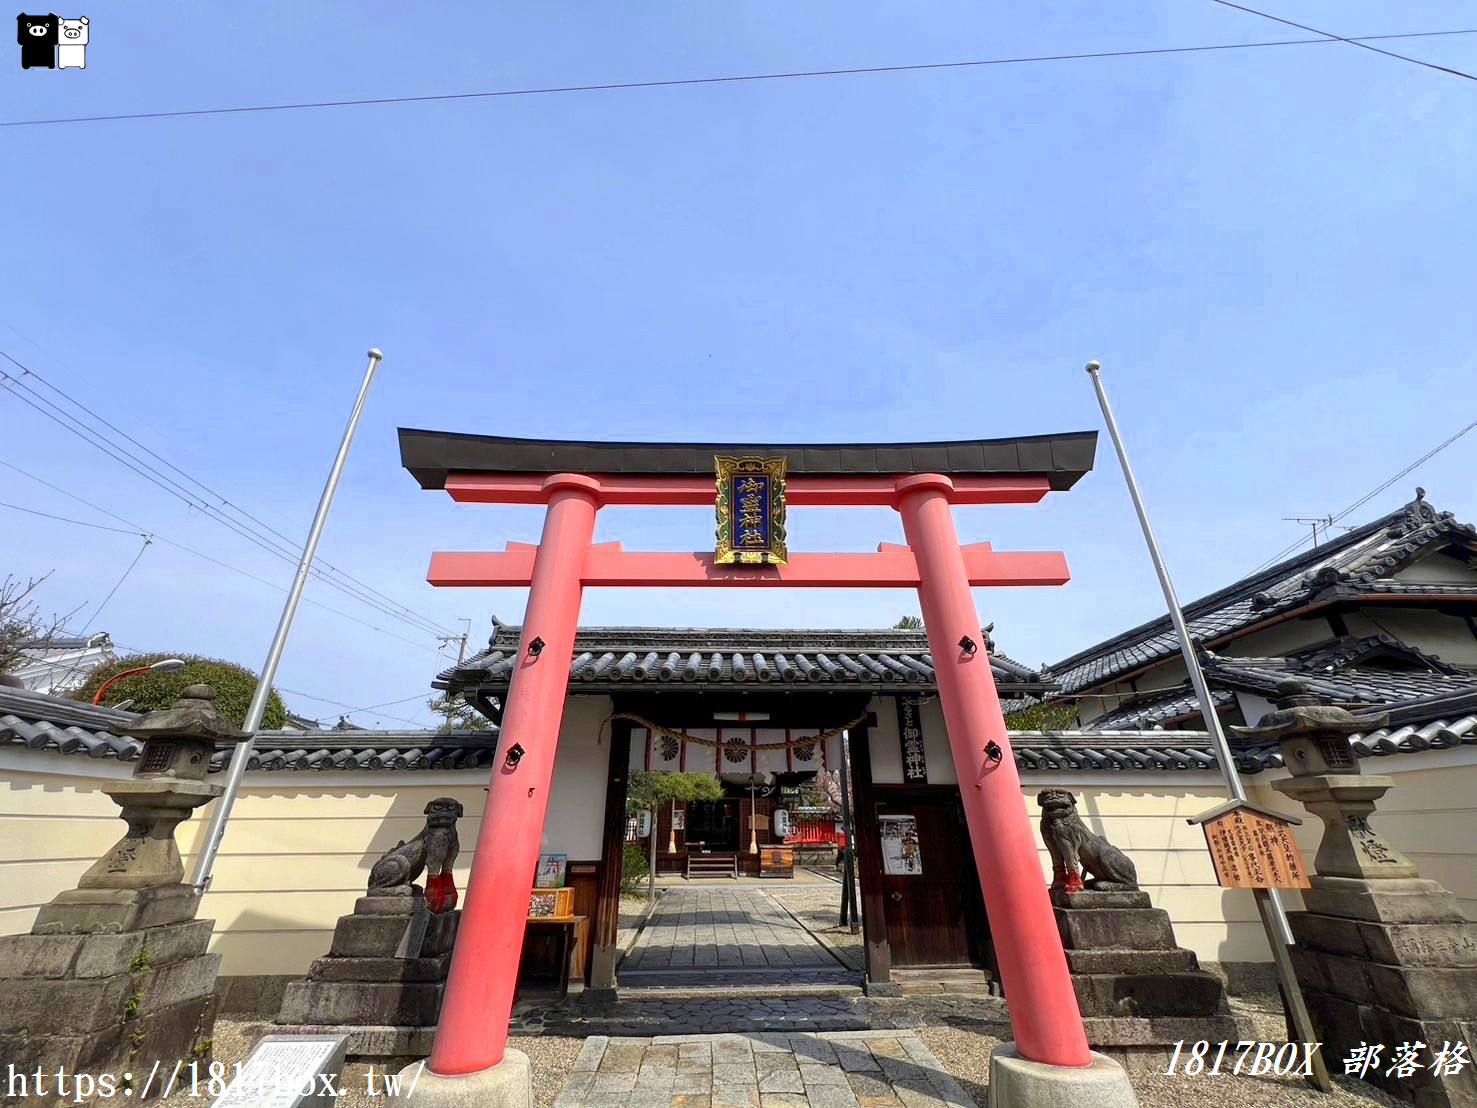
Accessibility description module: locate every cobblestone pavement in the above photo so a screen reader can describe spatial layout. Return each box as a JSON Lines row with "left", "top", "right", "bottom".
{"left": 510, "top": 992, "right": 1011, "bottom": 1040}
{"left": 623, "top": 887, "right": 847, "bottom": 974}
{"left": 553, "top": 1031, "right": 975, "bottom": 1107}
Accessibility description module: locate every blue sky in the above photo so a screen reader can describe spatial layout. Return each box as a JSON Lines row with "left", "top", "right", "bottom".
{"left": 4, "top": 2, "right": 1473, "bottom": 728}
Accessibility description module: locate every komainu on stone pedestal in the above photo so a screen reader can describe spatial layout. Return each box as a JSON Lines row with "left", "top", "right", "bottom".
{"left": 1038, "top": 788, "right": 1139, "bottom": 892}
{"left": 275, "top": 798, "right": 464, "bottom": 1059}
{"left": 1036, "top": 789, "right": 1250, "bottom": 1058}
{"left": 368, "top": 796, "right": 463, "bottom": 912}
{"left": 0, "top": 685, "right": 246, "bottom": 1107}
{"left": 1240, "top": 680, "right": 1477, "bottom": 1108}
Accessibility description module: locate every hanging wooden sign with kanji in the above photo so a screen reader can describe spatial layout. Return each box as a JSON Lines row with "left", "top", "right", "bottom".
{"left": 1188, "top": 800, "right": 1310, "bottom": 890}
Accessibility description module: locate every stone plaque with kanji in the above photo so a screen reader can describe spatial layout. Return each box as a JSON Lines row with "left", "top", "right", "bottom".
{"left": 1193, "top": 802, "right": 1310, "bottom": 889}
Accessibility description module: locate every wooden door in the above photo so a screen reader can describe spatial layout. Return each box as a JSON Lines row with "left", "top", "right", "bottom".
{"left": 875, "top": 793, "right": 990, "bottom": 967}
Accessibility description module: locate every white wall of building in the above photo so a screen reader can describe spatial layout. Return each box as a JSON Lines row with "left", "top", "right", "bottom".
{"left": 6, "top": 694, "right": 1477, "bottom": 976}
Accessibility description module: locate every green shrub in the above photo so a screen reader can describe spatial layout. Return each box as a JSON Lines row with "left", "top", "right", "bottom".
{"left": 75, "top": 654, "right": 286, "bottom": 729}
{"left": 620, "top": 841, "right": 650, "bottom": 896}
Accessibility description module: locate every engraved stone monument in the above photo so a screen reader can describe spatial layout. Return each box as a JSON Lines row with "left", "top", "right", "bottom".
{"left": 275, "top": 799, "right": 463, "bottom": 1058}
{"left": 1239, "top": 679, "right": 1477, "bottom": 1108}
{"left": 0, "top": 685, "right": 247, "bottom": 1105}
{"left": 1036, "top": 789, "right": 1250, "bottom": 1059}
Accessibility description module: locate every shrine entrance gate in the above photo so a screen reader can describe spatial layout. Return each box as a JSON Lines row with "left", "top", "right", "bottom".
{"left": 399, "top": 429, "right": 1099, "bottom": 1078}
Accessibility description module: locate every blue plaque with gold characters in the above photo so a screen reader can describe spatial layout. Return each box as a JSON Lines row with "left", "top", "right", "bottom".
{"left": 715, "top": 456, "right": 788, "bottom": 565}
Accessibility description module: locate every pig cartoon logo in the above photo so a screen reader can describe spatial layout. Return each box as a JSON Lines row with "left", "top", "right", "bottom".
{"left": 16, "top": 12, "right": 86, "bottom": 69}
{"left": 57, "top": 14, "right": 85, "bottom": 68}
{"left": 17, "top": 13, "right": 57, "bottom": 69}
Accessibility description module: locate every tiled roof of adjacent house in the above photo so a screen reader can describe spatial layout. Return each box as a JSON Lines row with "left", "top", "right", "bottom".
{"left": 1081, "top": 634, "right": 1477, "bottom": 732}
{"left": 1051, "top": 493, "right": 1477, "bottom": 693}
{"left": 0, "top": 686, "right": 499, "bottom": 772}
{"left": 1080, "top": 689, "right": 1237, "bottom": 732}
{"left": 398, "top": 429, "right": 1098, "bottom": 491}
{"left": 435, "top": 625, "right": 1053, "bottom": 696}
{"left": 7, "top": 682, "right": 1473, "bottom": 777}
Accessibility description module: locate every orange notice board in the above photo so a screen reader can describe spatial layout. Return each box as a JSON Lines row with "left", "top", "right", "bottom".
{"left": 1190, "top": 802, "right": 1311, "bottom": 890}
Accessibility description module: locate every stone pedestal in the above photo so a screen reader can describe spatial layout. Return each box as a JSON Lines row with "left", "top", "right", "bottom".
{"left": 988, "top": 1044, "right": 1140, "bottom": 1108}
{"left": 1242, "top": 679, "right": 1477, "bottom": 1108}
{"left": 1282, "top": 876, "right": 1477, "bottom": 1107}
{"left": 0, "top": 685, "right": 244, "bottom": 1106}
{"left": 276, "top": 890, "right": 460, "bottom": 1059}
{"left": 394, "top": 1050, "right": 533, "bottom": 1108}
{"left": 1053, "top": 889, "right": 1251, "bottom": 1053}
{"left": 0, "top": 918, "right": 220, "bottom": 1107}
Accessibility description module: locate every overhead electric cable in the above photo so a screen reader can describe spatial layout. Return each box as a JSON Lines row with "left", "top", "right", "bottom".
{"left": 274, "top": 686, "right": 428, "bottom": 728}
{"left": 1248, "top": 416, "right": 1477, "bottom": 574}
{"left": 85, "top": 537, "right": 152, "bottom": 632}
{"left": 1, "top": 351, "right": 452, "bottom": 637}
{"left": 1208, "top": 1, "right": 1477, "bottom": 82}
{"left": 3, "top": 349, "right": 451, "bottom": 635}
{"left": 0, "top": 500, "right": 149, "bottom": 537}
{"left": 3, "top": 28, "right": 1475, "bottom": 128}
{"left": 0, "top": 460, "right": 445, "bottom": 656}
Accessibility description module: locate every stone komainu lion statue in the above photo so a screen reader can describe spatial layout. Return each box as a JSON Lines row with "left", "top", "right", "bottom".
{"left": 1036, "top": 789, "right": 1138, "bottom": 893}
{"left": 367, "top": 797, "right": 463, "bottom": 912}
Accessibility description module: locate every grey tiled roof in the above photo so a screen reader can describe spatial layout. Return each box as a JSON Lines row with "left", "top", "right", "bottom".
{"left": 398, "top": 429, "right": 1099, "bottom": 492}
{"left": 7, "top": 683, "right": 1474, "bottom": 778}
{"left": 1204, "top": 655, "right": 1472, "bottom": 706}
{"left": 437, "top": 625, "right": 1053, "bottom": 696}
{"left": 1082, "top": 689, "right": 1236, "bottom": 732}
{"left": 1234, "top": 706, "right": 1477, "bottom": 773}
{"left": 0, "top": 686, "right": 498, "bottom": 772}
{"left": 1051, "top": 493, "right": 1477, "bottom": 693}
{"left": 1081, "top": 634, "right": 1477, "bottom": 732}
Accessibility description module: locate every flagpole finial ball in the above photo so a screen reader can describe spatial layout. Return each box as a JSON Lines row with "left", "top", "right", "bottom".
{"left": 1085, "top": 360, "right": 1101, "bottom": 373}
{"left": 367, "top": 348, "right": 384, "bottom": 361}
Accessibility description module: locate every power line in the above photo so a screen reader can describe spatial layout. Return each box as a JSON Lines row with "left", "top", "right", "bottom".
{"left": 84, "top": 537, "right": 151, "bottom": 632}
{"left": 102, "top": 646, "right": 433, "bottom": 728}
{"left": 0, "top": 318, "right": 231, "bottom": 488}
{"left": 2, "top": 346, "right": 449, "bottom": 635}
{"left": 0, "top": 499, "right": 149, "bottom": 537}
{"left": 1249, "top": 416, "right": 1477, "bottom": 574}
{"left": 1, "top": 460, "right": 445, "bottom": 657}
{"left": 1208, "top": 1, "right": 1477, "bottom": 82}
{"left": 4, "top": 28, "right": 1475, "bottom": 129}
{"left": 1, "top": 349, "right": 453, "bottom": 638}
{"left": 274, "top": 686, "right": 429, "bottom": 728}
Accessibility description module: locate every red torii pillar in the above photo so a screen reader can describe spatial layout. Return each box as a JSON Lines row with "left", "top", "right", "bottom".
{"left": 423, "top": 470, "right": 1092, "bottom": 1079}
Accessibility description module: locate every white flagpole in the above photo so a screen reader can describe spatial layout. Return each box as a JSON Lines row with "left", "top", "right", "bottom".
{"left": 1085, "top": 360, "right": 1332, "bottom": 1092}
{"left": 191, "top": 348, "right": 384, "bottom": 893}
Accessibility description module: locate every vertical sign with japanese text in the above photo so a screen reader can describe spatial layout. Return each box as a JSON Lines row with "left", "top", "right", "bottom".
{"left": 895, "top": 695, "right": 928, "bottom": 783}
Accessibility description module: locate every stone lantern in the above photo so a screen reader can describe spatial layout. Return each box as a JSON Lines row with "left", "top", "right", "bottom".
{"left": 1245, "top": 679, "right": 1418, "bottom": 881}
{"left": 1236, "top": 679, "right": 1477, "bottom": 1108}
{"left": 0, "top": 686, "right": 248, "bottom": 1099}
{"left": 35, "top": 684, "right": 250, "bottom": 934}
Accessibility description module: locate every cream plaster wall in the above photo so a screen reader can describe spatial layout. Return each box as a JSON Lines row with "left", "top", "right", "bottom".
{"left": 0, "top": 695, "right": 614, "bottom": 977}
{"left": 6, "top": 725, "right": 1477, "bottom": 977}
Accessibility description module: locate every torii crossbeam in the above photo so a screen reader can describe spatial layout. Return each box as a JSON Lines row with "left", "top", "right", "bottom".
{"left": 399, "top": 429, "right": 1102, "bottom": 1090}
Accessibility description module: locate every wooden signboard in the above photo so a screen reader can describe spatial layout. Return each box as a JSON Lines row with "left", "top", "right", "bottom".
{"left": 1189, "top": 801, "right": 1310, "bottom": 890}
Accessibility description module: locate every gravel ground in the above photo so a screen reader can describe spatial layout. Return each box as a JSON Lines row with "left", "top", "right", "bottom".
{"left": 917, "top": 995, "right": 1406, "bottom": 1108}
{"left": 616, "top": 893, "right": 653, "bottom": 952}
{"left": 178, "top": 996, "right": 1405, "bottom": 1108}
{"left": 769, "top": 879, "right": 864, "bottom": 970}
{"left": 157, "top": 1022, "right": 584, "bottom": 1107}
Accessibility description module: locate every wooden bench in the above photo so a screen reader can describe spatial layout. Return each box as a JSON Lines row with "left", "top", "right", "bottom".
{"left": 686, "top": 852, "right": 739, "bottom": 879}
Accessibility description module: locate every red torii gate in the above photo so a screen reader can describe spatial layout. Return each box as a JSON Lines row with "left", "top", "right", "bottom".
{"left": 400, "top": 429, "right": 1099, "bottom": 1082}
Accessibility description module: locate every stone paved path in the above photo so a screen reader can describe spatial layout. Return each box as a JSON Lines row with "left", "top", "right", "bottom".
{"left": 553, "top": 1031, "right": 976, "bottom": 1107}
{"left": 622, "top": 888, "right": 848, "bottom": 976}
